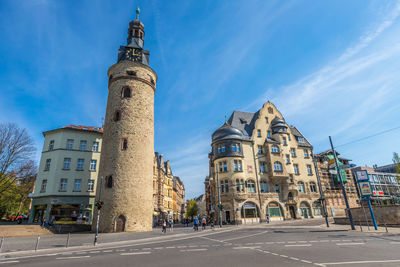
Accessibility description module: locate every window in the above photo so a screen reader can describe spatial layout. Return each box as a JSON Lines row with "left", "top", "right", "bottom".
{"left": 298, "top": 181, "right": 305, "bottom": 193}
{"left": 260, "top": 181, "right": 268, "bottom": 193}
{"left": 45, "top": 159, "right": 51, "bottom": 171}
{"left": 247, "top": 180, "right": 256, "bottom": 193}
{"left": 259, "top": 161, "right": 266, "bottom": 173}
{"left": 257, "top": 129, "right": 261, "bottom": 137}
{"left": 258, "top": 145, "right": 263, "bottom": 154}
{"left": 282, "top": 137, "right": 287, "bottom": 145}
{"left": 114, "top": 111, "right": 121, "bottom": 121}
{"left": 274, "top": 161, "right": 283, "bottom": 171}
{"left": 59, "top": 178, "right": 68, "bottom": 192}
{"left": 275, "top": 184, "right": 280, "bottom": 193}
{"left": 122, "top": 87, "right": 131, "bottom": 98}
{"left": 297, "top": 136, "right": 305, "bottom": 142}
{"left": 89, "top": 160, "right": 97, "bottom": 171}
{"left": 106, "top": 176, "right": 113, "bottom": 188}
{"left": 217, "top": 146, "right": 221, "bottom": 153}
{"left": 122, "top": 139, "right": 128, "bottom": 150}
{"left": 126, "top": 70, "right": 137, "bottom": 76}
{"left": 310, "top": 182, "right": 317, "bottom": 193}
{"left": 222, "top": 146, "right": 226, "bottom": 152}
{"left": 307, "top": 164, "right": 312, "bottom": 174}
{"left": 271, "top": 145, "right": 279, "bottom": 153}
{"left": 236, "top": 179, "right": 240, "bottom": 192}
{"left": 290, "top": 148, "right": 296, "bottom": 157}
{"left": 304, "top": 149, "right": 309, "bottom": 158}
{"left": 63, "top": 158, "right": 71, "bottom": 170}
{"left": 236, "top": 144, "right": 241, "bottom": 152}
{"left": 79, "top": 140, "right": 86, "bottom": 151}
{"left": 268, "top": 107, "right": 273, "bottom": 114}
{"left": 66, "top": 139, "right": 74, "bottom": 150}
{"left": 234, "top": 160, "right": 242, "bottom": 171}
{"left": 92, "top": 142, "right": 99, "bottom": 152}
{"left": 223, "top": 161, "right": 227, "bottom": 172}
{"left": 77, "top": 159, "right": 84, "bottom": 170}
{"left": 265, "top": 117, "right": 269, "bottom": 123}
{"left": 289, "top": 174, "right": 294, "bottom": 183}
{"left": 286, "top": 154, "right": 290, "bottom": 164}
{"left": 48, "top": 140, "right": 54, "bottom": 151}
{"left": 221, "top": 182, "right": 224, "bottom": 193}
{"left": 74, "top": 179, "right": 81, "bottom": 191}
{"left": 294, "top": 164, "right": 299, "bottom": 174}
{"left": 225, "top": 181, "right": 229, "bottom": 193}
{"left": 88, "top": 179, "right": 95, "bottom": 191}
{"left": 40, "top": 179, "right": 47, "bottom": 193}
{"left": 232, "top": 144, "right": 236, "bottom": 152}
{"left": 240, "top": 179, "right": 244, "bottom": 192}
{"left": 267, "top": 131, "right": 271, "bottom": 138}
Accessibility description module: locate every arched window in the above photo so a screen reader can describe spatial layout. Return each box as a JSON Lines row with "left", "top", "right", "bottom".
{"left": 274, "top": 161, "right": 283, "bottom": 171}
{"left": 122, "top": 87, "right": 131, "bottom": 98}
{"left": 298, "top": 181, "right": 305, "bottom": 193}
{"left": 310, "top": 182, "right": 317, "bottom": 193}
{"left": 236, "top": 179, "right": 240, "bottom": 192}
{"left": 247, "top": 180, "right": 256, "bottom": 193}
{"left": 288, "top": 192, "right": 293, "bottom": 200}
{"left": 114, "top": 111, "right": 121, "bottom": 121}
{"left": 122, "top": 139, "right": 128, "bottom": 150}
{"left": 271, "top": 145, "right": 279, "bottom": 153}
{"left": 225, "top": 180, "right": 229, "bottom": 193}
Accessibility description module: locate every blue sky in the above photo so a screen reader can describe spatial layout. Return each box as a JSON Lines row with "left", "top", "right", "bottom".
{"left": 1, "top": 0, "right": 400, "bottom": 199}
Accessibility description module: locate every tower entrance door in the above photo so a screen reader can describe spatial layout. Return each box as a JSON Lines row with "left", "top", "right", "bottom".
{"left": 116, "top": 215, "right": 126, "bottom": 232}
{"left": 289, "top": 206, "right": 296, "bottom": 219}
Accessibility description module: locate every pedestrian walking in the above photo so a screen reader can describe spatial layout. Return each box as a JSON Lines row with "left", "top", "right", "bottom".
{"left": 202, "top": 217, "right": 207, "bottom": 230}
{"left": 162, "top": 219, "right": 167, "bottom": 234}
{"left": 193, "top": 216, "right": 199, "bottom": 231}
{"left": 266, "top": 213, "right": 270, "bottom": 224}
{"left": 169, "top": 218, "right": 173, "bottom": 232}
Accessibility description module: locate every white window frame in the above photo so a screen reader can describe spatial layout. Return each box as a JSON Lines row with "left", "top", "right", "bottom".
{"left": 63, "top": 158, "right": 71, "bottom": 170}
{"left": 80, "top": 140, "right": 87, "bottom": 151}
{"left": 88, "top": 179, "right": 95, "bottom": 191}
{"left": 74, "top": 179, "right": 81, "bottom": 191}
{"left": 66, "top": 139, "right": 74, "bottom": 150}
{"left": 92, "top": 142, "right": 99, "bottom": 152}
{"left": 90, "top": 160, "right": 97, "bottom": 171}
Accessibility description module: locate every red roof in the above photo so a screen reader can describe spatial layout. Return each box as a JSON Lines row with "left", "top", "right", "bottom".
{"left": 61, "top": 125, "right": 103, "bottom": 133}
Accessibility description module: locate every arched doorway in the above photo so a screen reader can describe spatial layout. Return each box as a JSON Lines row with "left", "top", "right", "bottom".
{"left": 299, "top": 202, "right": 311, "bottom": 219}
{"left": 115, "top": 215, "right": 126, "bottom": 232}
{"left": 289, "top": 206, "right": 296, "bottom": 219}
{"left": 312, "top": 201, "right": 322, "bottom": 217}
{"left": 266, "top": 202, "right": 284, "bottom": 221}
{"left": 241, "top": 202, "right": 260, "bottom": 223}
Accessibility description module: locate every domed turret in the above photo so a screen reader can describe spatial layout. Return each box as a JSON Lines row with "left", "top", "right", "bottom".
{"left": 212, "top": 123, "right": 246, "bottom": 143}
{"left": 271, "top": 117, "right": 287, "bottom": 133}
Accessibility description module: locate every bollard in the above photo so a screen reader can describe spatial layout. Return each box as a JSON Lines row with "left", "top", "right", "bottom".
{"left": 35, "top": 235, "right": 40, "bottom": 251}
{"left": 66, "top": 232, "right": 70, "bottom": 248}
{"left": 0, "top": 236, "right": 4, "bottom": 253}
{"left": 359, "top": 220, "right": 363, "bottom": 232}
{"left": 384, "top": 221, "right": 388, "bottom": 233}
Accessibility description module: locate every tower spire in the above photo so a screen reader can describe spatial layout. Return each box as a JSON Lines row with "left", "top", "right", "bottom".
{"left": 136, "top": 7, "right": 140, "bottom": 20}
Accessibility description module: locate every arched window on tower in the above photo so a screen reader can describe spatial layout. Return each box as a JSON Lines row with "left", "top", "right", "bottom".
{"left": 122, "top": 87, "right": 131, "bottom": 98}
{"left": 114, "top": 111, "right": 121, "bottom": 121}
{"left": 122, "top": 139, "right": 128, "bottom": 150}
{"left": 106, "top": 175, "right": 113, "bottom": 188}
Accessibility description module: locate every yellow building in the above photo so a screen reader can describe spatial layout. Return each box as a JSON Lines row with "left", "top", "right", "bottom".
{"left": 208, "top": 102, "right": 321, "bottom": 224}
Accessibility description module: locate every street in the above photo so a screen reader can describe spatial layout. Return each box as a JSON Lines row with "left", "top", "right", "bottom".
{"left": 1, "top": 220, "right": 400, "bottom": 266}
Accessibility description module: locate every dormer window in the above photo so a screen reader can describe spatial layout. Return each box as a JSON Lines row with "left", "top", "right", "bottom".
{"left": 122, "top": 87, "right": 131, "bottom": 98}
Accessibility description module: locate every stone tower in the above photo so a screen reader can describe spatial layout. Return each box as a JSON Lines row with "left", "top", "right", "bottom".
{"left": 94, "top": 9, "right": 157, "bottom": 232}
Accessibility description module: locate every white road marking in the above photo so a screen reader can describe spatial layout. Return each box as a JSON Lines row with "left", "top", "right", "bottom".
{"left": 271, "top": 253, "right": 279, "bottom": 256}
{"left": 89, "top": 251, "right": 100, "bottom": 253}
{"left": 290, "top": 257, "right": 300, "bottom": 261}
{"left": 166, "top": 246, "right": 175, "bottom": 249}
{"left": 298, "top": 241, "right": 308, "bottom": 243}
{"left": 233, "top": 246, "right": 261, "bottom": 250}
{"left": 287, "top": 241, "right": 297, "bottom": 243}
{"left": 0, "top": 261, "right": 20, "bottom": 265}
{"left": 103, "top": 250, "right": 113, "bottom": 252}
{"left": 301, "top": 260, "right": 312, "bottom": 264}
{"left": 309, "top": 240, "right": 319, "bottom": 243}
{"left": 285, "top": 244, "right": 312, "bottom": 247}
{"left": 318, "top": 259, "right": 400, "bottom": 265}
{"left": 188, "top": 245, "right": 198, "bottom": 248}
{"left": 276, "top": 241, "right": 285, "bottom": 244}
{"left": 142, "top": 248, "right": 151, "bottom": 250}
{"left": 200, "top": 245, "right": 209, "bottom": 247}
{"left": 43, "top": 253, "right": 58, "bottom": 256}
{"left": 120, "top": 252, "right": 151, "bottom": 255}
{"left": 75, "top": 252, "right": 87, "bottom": 255}
{"left": 222, "top": 230, "right": 268, "bottom": 242}
{"left": 335, "top": 243, "right": 365, "bottom": 246}
{"left": 177, "top": 246, "right": 186, "bottom": 248}
{"left": 56, "top": 256, "right": 91, "bottom": 260}
{"left": 154, "top": 247, "right": 164, "bottom": 250}
{"left": 180, "top": 248, "right": 208, "bottom": 252}
{"left": 280, "top": 255, "right": 288, "bottom": 258}
{"left": 116, "top": 249, "right": 126, "bottom": 252}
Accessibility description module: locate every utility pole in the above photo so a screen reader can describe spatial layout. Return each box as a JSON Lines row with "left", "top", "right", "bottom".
{"left": 94, "top": 176, "right": 104, "bottom": 246}
{"left": 216, "top": 168, "right": 223, "bottom": 228}
{"left": 329, "top": 136, "right": 355, "bottom": 230}
{"left": 312, "top": 154, "right": 329, "bottom": 227}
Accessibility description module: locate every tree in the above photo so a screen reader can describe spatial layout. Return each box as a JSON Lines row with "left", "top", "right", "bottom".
{"left": 0, "top": 123, "right": 36, "bottom": 194}
{"left": 186, "top": 199, "right": 199, "bottom": 219}
{"left": 393, "top": 152, "right": 400, "bottom": 182}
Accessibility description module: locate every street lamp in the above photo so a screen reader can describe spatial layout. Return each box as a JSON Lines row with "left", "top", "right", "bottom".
{"left": 215, "top": 168, "right": 223, "bottom": 228}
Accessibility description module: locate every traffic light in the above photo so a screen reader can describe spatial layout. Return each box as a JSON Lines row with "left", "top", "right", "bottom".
{"left": 95, "top": 201, "right": 104, "bottom": 209}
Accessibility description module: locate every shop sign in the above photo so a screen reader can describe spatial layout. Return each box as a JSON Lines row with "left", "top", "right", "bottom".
{"left": 373, "top": 191, "right": 384, "bottom": 196}
{"left": 51, "top": 199, "right": 60, "bottom": 204}
{"left": 355, "top": 170, "right": 369, "bottom": 182}
{"left": 243, "top": 203, "right": 256, "bottom": 208}
{"left": 247, "top": 165, "right": 253, "bottom": 173}
{"left": 359, "top": 181, "right": 372, "bottom": 197}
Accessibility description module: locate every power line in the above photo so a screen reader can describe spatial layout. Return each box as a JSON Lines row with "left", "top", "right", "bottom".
{"left": 334, "top": 125, "right": 400, "bottom": 149}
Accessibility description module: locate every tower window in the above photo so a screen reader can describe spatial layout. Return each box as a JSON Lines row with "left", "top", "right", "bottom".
{"left": 126, "top": 70, "right": 137, "bottom": 76}
{"left": 114, "top": 111, "right": 121, "bottom": 121}
{"left": 122, "top": 87, "right": 131, "bottom": 98}
{"left": 106, "top": 175, "right": 113, "bottom": 188}
{"left": 122, "top": 139, "right": 128, "bottom": 150}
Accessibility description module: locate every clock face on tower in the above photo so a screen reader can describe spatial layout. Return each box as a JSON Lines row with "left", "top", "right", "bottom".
{"left": 125, "top": 48, "right": 142, "bottom": 62}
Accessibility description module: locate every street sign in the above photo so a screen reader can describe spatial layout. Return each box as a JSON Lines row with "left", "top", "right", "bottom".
{"left": 329, "top": 169, "right": 337, "bottom": 175}
{"left": 355, "top": 170, "right": 369, "bottom": 181}
{"left": 359, "top": 181, "right": 372, "bottom": 197}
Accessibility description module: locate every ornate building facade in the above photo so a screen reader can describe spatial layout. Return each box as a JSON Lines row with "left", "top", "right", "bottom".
{"left": 207, "top": 102, "right": 322, "bottom": 223}
{"left": 94, "top": 10, "right": 157, "bottom": 232}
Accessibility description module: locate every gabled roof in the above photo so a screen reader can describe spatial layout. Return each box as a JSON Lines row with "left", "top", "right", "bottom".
{"left": 43, "top": 125, "right": 103, "bottom": 136}
{"left": 227, "top": 110, "right": 257, "bottom": 136}
{"left": 289, "top": 126, "right": 312, "bottom": 148}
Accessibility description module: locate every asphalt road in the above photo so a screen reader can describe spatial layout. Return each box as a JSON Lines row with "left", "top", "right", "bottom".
{"left": 1, "top": 222, "right": 400, "bottom": 266}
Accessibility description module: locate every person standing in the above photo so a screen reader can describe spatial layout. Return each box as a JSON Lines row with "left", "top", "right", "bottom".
{"left": 266, "top": 213, "right": 270, "bottom": 224}
{"left": 162, "top": 219, "right": 167, "bottom": 234}
{"left": 169, "top": 218, "right": 173, "bottom": 232}
{"left": 193, "top": 216, "right": 199, "bottom": 231}
{"left": 202, "top": 217, "right": 207, "bottom": 230}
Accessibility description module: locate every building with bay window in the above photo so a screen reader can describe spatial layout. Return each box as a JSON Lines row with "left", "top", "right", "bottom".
{"left": 207, "top": 101, "right": 321, "bottom": 224}
{"left": 29, "top": 125, "right": 103, "bottom": 225}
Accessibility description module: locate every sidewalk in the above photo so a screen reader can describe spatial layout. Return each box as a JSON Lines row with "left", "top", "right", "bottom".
{"left": 0, "top": 225, "right": 52, "bottom": 237}
{"left": 322, "top": 222, "right": 400, "bottom": 234}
